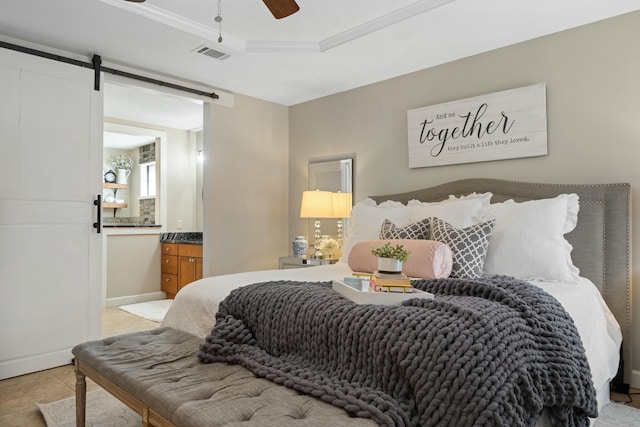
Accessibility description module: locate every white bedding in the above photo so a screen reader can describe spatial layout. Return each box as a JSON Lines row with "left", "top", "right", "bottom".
{"left": 161, "top": 262, "right": 622, "bottom": 417}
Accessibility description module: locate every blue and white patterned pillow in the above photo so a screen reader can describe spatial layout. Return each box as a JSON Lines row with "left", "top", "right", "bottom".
{"left": 430, "top": 217, "right": 495, "bottom": 279}
{"left": 379, "top": 218, "right": 430, "bottom": 240}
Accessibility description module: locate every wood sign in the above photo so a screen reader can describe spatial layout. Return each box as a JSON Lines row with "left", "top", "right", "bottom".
{"left": 407, "top": 83, "right": 547, "bottom": 168}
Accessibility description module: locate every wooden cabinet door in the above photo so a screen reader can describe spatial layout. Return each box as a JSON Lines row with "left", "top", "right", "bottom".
{"left": 161, "top": 273, "right": 178, "bottom": 294}
{"left": 161, "top": 255, "right": 178, "bottom": 274}
{"left": 178, "top": 256, "right": 203, "bottom": 290}
{"left": 162, "top": 243, "right": 178, "bottom": 256}
{"left": 194, "top": 257, "right": 203, "bottom": 282}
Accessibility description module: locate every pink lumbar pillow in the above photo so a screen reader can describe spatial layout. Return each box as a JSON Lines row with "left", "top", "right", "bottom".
{"left": 348, "top": 239, "right": 453, "bottom": 279}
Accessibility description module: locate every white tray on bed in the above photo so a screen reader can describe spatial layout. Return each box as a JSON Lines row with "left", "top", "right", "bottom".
{"left": 332, "top": 279, "right": 434, "bottom": 305}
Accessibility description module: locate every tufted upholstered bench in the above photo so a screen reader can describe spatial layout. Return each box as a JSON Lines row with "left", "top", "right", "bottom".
{"left": 72, "top": 327, "right": 376, "bottom": 427}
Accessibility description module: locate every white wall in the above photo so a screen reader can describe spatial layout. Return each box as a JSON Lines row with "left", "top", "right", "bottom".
{"left": 103, "top": 118, "right": 200, "bottom": 301}
{"left": 196, "top": 131, "right": 204, "bottom": 231}
{"left": 289, "top": 11, "right": 640, "bottom": 385}
{"left": 165, "top": 127, "right": 198, "bottom": 231}
{"left": 105, "top": 232, "right": 162, "bottom": 303}
{"left": 205, "top": 93, "right": 289, "bottom": 275}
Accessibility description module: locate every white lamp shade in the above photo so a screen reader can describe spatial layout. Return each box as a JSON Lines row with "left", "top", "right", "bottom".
{"left": 332, "top": 192, "right": 352, "bottom": 218}
{"left": 300, "top": 190, "right": 334, "bottom": 218}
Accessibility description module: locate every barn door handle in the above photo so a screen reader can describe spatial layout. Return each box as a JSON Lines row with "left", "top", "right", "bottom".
{"left": 93, "top": 194, "right": 102, "bottom": 234}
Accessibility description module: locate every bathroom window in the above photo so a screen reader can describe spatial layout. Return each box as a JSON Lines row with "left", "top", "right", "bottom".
{"left": 139, "top": 162, "right": 156, "bottom": 197}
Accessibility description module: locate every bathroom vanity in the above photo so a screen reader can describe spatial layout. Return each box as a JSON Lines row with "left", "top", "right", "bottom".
{"left": 160, "top": 233, "right": 203, "bottom": 299}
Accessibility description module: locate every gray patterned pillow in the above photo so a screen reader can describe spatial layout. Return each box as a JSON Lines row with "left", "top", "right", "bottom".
{"left": 430, "top": 217, "right": 495, "bottom": 278}
{"left": 379, "top": 218, "right": 430, "bottom": 240}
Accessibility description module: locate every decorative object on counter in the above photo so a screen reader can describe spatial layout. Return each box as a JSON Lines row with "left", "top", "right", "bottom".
{"left": 370, "top": 242, "right": 411, "bottom": 273}
{"left": 292, "top": 236, "right": 308, "bottom": 258}
{"left": 317, "top": 235, "right": 339, "bottom": 259}
{"left": 104, "top": 169, "right": 116, "bottom": 183}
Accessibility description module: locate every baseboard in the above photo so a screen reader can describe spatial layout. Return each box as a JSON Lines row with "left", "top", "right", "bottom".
{"left": 106, "top": 291, "right": 166, "bottom": 308}
{"left": 0, "top": 348, "right": 73, "bottom": 380}
{"left": 632, "top": 369, "right": 640, "bottom": 389}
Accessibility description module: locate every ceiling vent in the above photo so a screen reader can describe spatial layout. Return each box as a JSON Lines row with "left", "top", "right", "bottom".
{"left": 194, "top": 45, "right": 229, "bottom": 60}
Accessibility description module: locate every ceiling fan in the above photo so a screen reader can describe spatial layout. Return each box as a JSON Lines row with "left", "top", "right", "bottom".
{"left": 125, "top": 0, "right": 300, "bottom": 19}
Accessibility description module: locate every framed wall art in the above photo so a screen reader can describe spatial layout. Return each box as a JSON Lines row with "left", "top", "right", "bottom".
{"left": 407, "top": 83, "right": 547, "bottom": 168}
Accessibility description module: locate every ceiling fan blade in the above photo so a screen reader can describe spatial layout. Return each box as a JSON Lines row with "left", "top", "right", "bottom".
{"left": 263, "top": 0, "right": 300, "bottom": 19}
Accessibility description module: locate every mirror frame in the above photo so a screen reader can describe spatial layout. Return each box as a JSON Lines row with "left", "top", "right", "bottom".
{"left": 307, "top": 157, "right": 353, "bottom": 241}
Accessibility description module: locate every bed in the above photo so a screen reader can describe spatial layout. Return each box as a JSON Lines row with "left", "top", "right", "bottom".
{"left": 77, "top": 178, "right": 631, "bottom": 427}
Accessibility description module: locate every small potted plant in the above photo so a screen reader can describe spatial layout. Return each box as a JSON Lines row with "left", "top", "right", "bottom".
{"left": 370, "top": 242, "right": 411, "bottom": 273}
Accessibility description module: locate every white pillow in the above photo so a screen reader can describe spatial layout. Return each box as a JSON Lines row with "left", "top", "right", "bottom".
{"left": 483, "top": 194, "right": 580, "bottom": 282}
{"left": 447, "top": 192, "right": 493, "bottom": 211}
{"left": 339, "top": 199, "right": 410, "bottom": 262}
{"left": 408, "top": 192, "right": 492, "bottom": 228}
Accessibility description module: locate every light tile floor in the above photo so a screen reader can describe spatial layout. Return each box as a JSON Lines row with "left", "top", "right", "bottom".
{"left": 0, "top": 307, "right": 158, "bottom": 427}
{"left": 0, "top": 308, "right": 638, "bottom": 426}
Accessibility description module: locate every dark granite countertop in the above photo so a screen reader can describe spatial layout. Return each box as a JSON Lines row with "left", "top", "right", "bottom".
{"left": 104, "top": 224, "right": 162, "bottom": 228}
{"left": 160, "top": 232, "right": 203, "bottom": 244}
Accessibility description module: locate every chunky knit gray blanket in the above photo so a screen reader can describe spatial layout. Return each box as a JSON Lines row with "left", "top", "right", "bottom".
{"left": 198, "top": 276, "right": 596, "bottom": 427}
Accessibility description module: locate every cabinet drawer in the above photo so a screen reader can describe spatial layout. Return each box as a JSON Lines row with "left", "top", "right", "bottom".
{"left": 161, "top": 273, "right": 178, "bottom": 294}
{"left": 162, "top": 243, "right": 178, "bottom": 255}
{"left": 178, "top": 244, "right": 202, "bottom": 258}
{"left": 161, "top": 255, "right": 178, "bottom": 274}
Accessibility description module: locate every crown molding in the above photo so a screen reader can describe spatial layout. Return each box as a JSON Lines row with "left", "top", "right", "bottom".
{"left": 319, "top": 0, "right": 455, "bottom": 52}
{"left": 245, "top": 41, "right": 320, "bottom": 53}
{"left": 97, "top": 0, "right": 245, "bottom": 52}
{"left": 100, "top": 0, "right": 455, "bottom": 54}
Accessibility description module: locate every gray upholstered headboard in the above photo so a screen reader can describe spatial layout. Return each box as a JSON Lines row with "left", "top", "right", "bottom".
{"left": 372, "top": 178, "right": 632, "bottom": 381}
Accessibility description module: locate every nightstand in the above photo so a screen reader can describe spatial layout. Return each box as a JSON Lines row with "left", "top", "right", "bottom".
{"left": 278, "top": 256, "right": 336, "bottom": 269}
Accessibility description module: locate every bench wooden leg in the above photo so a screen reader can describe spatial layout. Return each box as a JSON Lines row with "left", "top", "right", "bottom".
{"left": 74, "top": 359, "right": 86, "bottom": 427}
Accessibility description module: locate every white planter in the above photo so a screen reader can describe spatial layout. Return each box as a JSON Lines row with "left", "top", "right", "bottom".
{"left": 116, "top": 169, "right": 131, "bottom": 184}
{"left": 377, "top": 257, "right": 403, "bottom": 273}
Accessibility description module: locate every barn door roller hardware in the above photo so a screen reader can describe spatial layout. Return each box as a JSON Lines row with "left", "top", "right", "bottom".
{"left": 0, "top": 40, "right": 218, "bottom": 99}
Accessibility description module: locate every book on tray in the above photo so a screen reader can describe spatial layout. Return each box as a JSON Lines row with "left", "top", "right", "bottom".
{"left": 370, "top": 271, "right": 414, "bottom": 293}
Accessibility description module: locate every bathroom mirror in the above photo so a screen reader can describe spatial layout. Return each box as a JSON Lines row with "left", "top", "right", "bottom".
{"left": 308, "top": 157, "right": 353, "bottom": 240}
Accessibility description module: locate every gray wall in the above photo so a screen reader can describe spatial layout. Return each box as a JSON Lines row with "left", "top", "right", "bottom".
{"left": 206, "top": 93, "right": 289, "bottom": 275}
{"left": 289, "top": 11, "right": 640, "bottom": 385}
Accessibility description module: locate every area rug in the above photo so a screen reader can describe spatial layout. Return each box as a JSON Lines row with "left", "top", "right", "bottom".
{"left": 36, "top": 389, "right": 139, "bottom": 427}
{"left": 118, "top": 299, "right": 172, "bottom": 322}
{"left": 37, "top": 389, "right": 640, "bottom": 427}
{"left": 594, "top": 402, "right": 640, "bottom": 426}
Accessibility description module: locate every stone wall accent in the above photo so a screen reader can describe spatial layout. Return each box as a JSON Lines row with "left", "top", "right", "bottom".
{"left": 139, "top": 142, "right": 156, "bottom": 164}
{"left": 139, "top": 198, "right": 155, "bottom": 223}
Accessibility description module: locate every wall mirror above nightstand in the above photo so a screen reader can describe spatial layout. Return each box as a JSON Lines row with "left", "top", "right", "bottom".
{"left": 307, "top": 157, "right": 353, "bottom": 242}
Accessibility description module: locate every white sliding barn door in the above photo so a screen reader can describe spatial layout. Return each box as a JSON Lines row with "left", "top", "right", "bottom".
{"left": 0, "top": 48, "right": 103, "bottom": 379}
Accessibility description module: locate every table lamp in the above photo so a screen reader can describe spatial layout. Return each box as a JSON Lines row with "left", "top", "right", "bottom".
{"left": 300, "top": 190, "right": 334, "bottom": 258}
{"left": 331, "top": 191, "right": 352, "bottom": 245}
